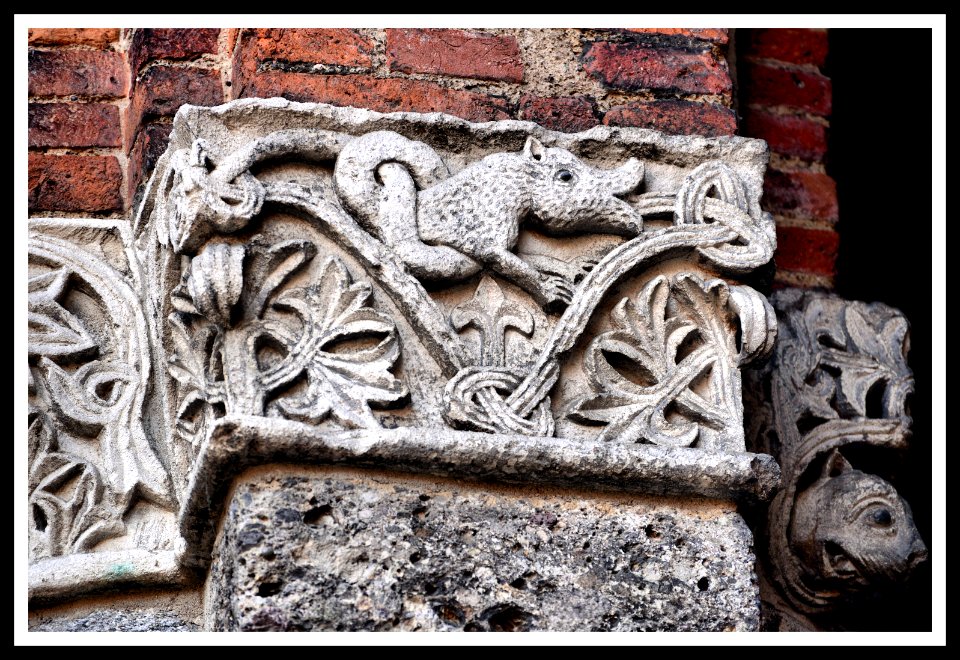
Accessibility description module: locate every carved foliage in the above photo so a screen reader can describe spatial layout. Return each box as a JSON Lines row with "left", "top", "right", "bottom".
{"left": 168, "top": 238, "right": 407, "bottom": 447}
{"left": 569, "top": 274, "right": 773, "bottom": 451}
{"left": 28, "top": 228, "right": 173, "bottom": 561}
{"left": 745, "top": 290, "right": 926, "bottom": 620}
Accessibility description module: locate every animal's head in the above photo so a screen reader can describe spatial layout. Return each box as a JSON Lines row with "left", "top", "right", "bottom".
{"left": 788, "top": 450, "right": 927, "bottom": 596}
{"left": 521, "top": 137, "right": 644, "bottom": 236}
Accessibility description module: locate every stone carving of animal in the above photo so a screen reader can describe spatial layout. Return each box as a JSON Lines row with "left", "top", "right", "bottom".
{"left": 333, "top": 131, "right": 644, "bottom": 309}
{"left": 788, "top": 449, "right": 928, "bottom": 599}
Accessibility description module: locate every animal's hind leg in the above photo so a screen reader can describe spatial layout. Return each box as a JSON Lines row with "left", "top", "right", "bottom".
{"left": 377, "top": 162, "right": 480, "bottom": 280}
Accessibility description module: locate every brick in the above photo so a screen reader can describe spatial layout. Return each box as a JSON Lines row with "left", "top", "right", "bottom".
{"left": 29, "top": 50, "right": 127, "bottom": 98}
{"left": 741, "top": 110, "right": 827, "bottom": 161}
{"left": 604, "top": 99, "right": 736, "bottom": 137}
{"left": 774, "top": 225, "right": 839, "bottom": 275}
{"left": 248, "top": 28, "right": 373, "bottom": 69}
{"left": 28, "top": 28, "right": 119, "bottom": 48}
{"left": 518, "top": 95, "right": 598, "bottom": 133}
{"left": 623, "top": 28, "right": 729, "bottom": 44}
{"left": 127, "top": 65, "right": 222, "bottom": 150}
{"left": 28, "top": 155, "right": 123, "bottom": 213}
{"left": 583, "top": 41, "right": 731, "bottom": 96}
{"left": 744, "top": 29, "right": 828, "bottom": 68}
{"left": 239, "top": 72, "right": 512, "bottom": 123}
{"left": 387, "top": 28, "right": 523, "bottom": 83}
{"left": 29, "top": 103, "right": 121, "bottom": 148}
{"left": 129, "top": 28, "right": 220, "bottom": 74}
{"left": 740, "top": 62, "right": 831, "bottom": 116}
{"left": 763, "top": 170, "right": 838, "bottom": 222}
{"left": 128, "top": 123, "right": 173, "bottom": 202}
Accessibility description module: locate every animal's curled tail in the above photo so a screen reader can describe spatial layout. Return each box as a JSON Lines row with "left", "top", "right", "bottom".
{"left": 333, "top": 131, "right": 449, "bottom": 243}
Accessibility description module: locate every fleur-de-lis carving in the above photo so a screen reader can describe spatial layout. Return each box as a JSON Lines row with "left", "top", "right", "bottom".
{"left": 450, "top": 277, "right": 535, "bottom": 367}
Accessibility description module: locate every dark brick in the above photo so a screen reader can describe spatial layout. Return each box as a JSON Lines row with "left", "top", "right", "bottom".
{"left": 623, "top": 28, "right": 729, "bottom": 44}
{"left": 29, "top": 50, "right": 127, "bottom": 98}
{"left": 744, "top": 29, "right": 828, "bottom": 68}
{"left": 127, "top": 65, "right": 222, "bottom": 150}
{"left": 741, "top": 110, "right": 827, "bottom": 161}
{"left": 763, "top": 170, "right": 838, "bottom": 222}
{"left": 128, "top": 123, "right": 173, "bottom": 202}
{"left": 583, "top": 41, "right": 731, "bottom": 96}
{"left": 238, "top": 72, "right": 512, "bottom": 123}
{"left": 604, "top": 99, "right": 736, "bottom": 137}
{"left": 387, "top": 28, "right": 523, "bottom": 83}
{"left": 249, "top": 28, "right": 373, "bottom": 69}
{"left": 518, "top": 95, "right": 598, "bottom": 133}
{"left": 129, "top": 28, "right": 220, "bottom": 74}
{"left": 28, "top": 155, "right": 123, "bottom": 213}
{"left": 775, "top": 225, "right": 839, "bottom": 275}
{"left": 28, "top": 28, "right": 119, "bottom": 48}
{"left": 29, "top": 103, "right": 121, "bottom": 148}
{"left": 741, "top": 62, "right": 831, "bottom": 116}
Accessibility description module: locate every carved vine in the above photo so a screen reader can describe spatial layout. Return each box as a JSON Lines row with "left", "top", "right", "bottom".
{"left": 150, "top": 127, "right": 776, "bottom": 450}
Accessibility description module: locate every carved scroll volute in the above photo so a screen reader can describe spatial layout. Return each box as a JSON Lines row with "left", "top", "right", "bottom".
{"left": 744, "top": 290, "right": 928, "bottom": 624}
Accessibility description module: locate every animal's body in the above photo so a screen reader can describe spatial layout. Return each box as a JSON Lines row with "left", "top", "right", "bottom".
{"left": 333, "top": 131, "right": 644, "bottom": 308}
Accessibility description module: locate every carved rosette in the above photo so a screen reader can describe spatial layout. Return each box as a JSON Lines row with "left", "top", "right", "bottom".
{"left": 744, "top": 289, "right": 927, "bottom": 628}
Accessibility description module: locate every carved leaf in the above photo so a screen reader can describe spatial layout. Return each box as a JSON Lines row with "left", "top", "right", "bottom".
{"left": 27, "top": 414, "right": 124, "bottom": 558}
{"left": 188, "top": 242, "right": 245, "bottom": 327}
{"left": 568, "top": 275, "right": 727, "bottom": 447}
{"left": 28, "top": 269, "right": 97, "bottom": 360}
{"left": 41, "top": 358, "right": 135, "bottom": 435}
{"left": 264, "top": 257, "right": 407, "bottom": 428}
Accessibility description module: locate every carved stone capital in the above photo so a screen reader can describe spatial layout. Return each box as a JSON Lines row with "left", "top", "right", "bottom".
{"left": 29, "top": 100, "right": 780, "bottom": 603}
{"left": 744, "top": 289, "right": 928, "bottom": 629}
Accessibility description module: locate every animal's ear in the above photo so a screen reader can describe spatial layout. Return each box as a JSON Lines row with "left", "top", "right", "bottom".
{"left": 821, "top": 449, "right": 853, "bottom": 478}
{"left": 524, "top": 136, "right": 546, "bottom": 162}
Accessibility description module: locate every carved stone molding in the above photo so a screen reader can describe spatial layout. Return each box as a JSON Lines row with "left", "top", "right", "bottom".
{"left": 28, "top": 99, "right": 780, "bottom": 603}
{"left": 744, "top": 289, "right": 928, "bottom": 630}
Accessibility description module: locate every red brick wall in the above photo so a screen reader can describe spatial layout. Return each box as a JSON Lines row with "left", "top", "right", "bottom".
{"left": 737, "top": 28, "right": 838, "bottom": 288}
{"left": 27, "top": 27, "right": 836, "bottom": 290}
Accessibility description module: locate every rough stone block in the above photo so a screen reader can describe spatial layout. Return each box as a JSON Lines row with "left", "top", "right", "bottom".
{"left": 207, "top": 469, "right": 761, "bottom": 632}
{"left": 387, "top": 28, "right": 524, "bottom": 83}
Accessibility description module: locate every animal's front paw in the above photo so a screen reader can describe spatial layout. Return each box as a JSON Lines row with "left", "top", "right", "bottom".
{"left": 572, "top": 256, "right": 599, "bottom": 283}
{"left": 538, "top": 273, "right": 575, "bottom": 312}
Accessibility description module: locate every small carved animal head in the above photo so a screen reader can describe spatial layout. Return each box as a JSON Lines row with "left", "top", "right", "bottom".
{"left": 789, "top": 450, "right": 928, "bottom": 596}
{"left": 521, "top": 137, "right": 644, "bottom": 236}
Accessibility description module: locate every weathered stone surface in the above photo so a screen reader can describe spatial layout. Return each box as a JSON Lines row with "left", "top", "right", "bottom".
{"left": 30, "top": 608, "right": 199, "bottom": 632}
{"left": 744, "top": 289, "right": 928, "bottom": 630}
{"left": 207, "top": 468, "right": 761, "bottom": 631}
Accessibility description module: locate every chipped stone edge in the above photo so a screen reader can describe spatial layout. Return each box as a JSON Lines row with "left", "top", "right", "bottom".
{"left": 178, "top": 415, "right": 780, "bottom": 569}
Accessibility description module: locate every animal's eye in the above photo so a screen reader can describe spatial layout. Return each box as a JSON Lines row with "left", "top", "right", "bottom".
{"left": 869, "top": 507, "right": 893, "bottom": 527}
{"left": 556, "top": 169, "right": 575, "bottom": 183}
